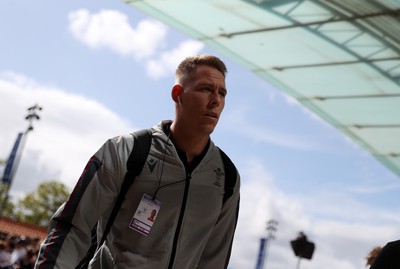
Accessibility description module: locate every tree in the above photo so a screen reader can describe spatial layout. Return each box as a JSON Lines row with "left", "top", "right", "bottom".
{"left": 15, "top": 180, "right": 70, "bottom": 227}
{"left": 0, "top": 183, "right": 16, "bottom": 218}
{"left": 0, "top": 159, "right": 15, "bottom": 217}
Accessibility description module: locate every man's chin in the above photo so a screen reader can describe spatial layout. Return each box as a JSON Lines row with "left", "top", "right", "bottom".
{"left": 200, "top": 124, "right": 217, "bottom": 135}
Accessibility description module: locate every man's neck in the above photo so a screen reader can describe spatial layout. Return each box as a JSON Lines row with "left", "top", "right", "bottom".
{"left": 169, "top": 122, "right": 209, "bottom": 164}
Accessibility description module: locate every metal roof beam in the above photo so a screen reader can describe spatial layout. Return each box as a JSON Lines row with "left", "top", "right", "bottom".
{"left": 298, "top": 93, "right": 400, "bottom": 101}
{"left": 219, "top": 9, "right": 400, "bottom": 38}
{"left": 269, "top": 57, "right": 400, "bottom": 71}
{"left": 350, "top": 124, "right": 400, "bottom": 128}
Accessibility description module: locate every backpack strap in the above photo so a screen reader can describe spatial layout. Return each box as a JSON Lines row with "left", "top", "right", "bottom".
{"left": 125, "top": 129, "right": 153, "bottom": 181}
{"left": 99, "top": 129, "right": 152, "bottom": 245}
{"left": 218, "top": 148, "right": 238, "bottom": 204}
{"left": 75, "top": 129, "right": 152, "bottom": 269}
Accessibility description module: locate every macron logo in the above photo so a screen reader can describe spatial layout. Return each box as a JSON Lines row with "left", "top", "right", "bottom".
{"left": 147, "top": 158, "right": 158, "bottom": 173}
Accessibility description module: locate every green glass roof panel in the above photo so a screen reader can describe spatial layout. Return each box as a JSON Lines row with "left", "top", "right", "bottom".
{"left": 269, "top": 64, "right": 400, "bottom": 96}
{"left": 314, "top": 98, "right": 400, "bottom": 125}
{"left": 349, "top": 127, "right": 400, "bottom": 155}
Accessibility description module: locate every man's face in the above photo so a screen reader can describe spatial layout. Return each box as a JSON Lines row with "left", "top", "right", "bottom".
{"left": 177, "top": 65, "right": 226, "bottom": 136}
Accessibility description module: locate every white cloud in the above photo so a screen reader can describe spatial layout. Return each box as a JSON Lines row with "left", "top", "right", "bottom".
{"left": 229, "top": 158, "right": 399, "bottom": 269}
{"left": 0, "top": 71, "right": 135, "bottom": 195}
{"left": 67, "top": 9, "right": 204, "bottom": 80}
{"left": 349, "top": 180, "right": 400, "bottom": 194}
{"left": 68, "top": 9, "right": 168, "bottom": 59}
{"left": 146, "top": 40, "right": 204, "bottom": 79}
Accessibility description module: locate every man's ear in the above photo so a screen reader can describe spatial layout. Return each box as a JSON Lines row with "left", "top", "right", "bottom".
{"left": 171, "top": 85, "right": 183, "bottom": 103}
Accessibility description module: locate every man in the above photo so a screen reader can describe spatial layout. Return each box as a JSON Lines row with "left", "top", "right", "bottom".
{"left": 10, "top": 237, "right": 27, "bottom": 267}
{"left": 365, "top": 246, "right": 382, "bottom": 267}
{"left": 369, "top": 240, "right": 400, "bottom": 269}
{"left": 35, "top": 54, "right": 240, "bottom": 269}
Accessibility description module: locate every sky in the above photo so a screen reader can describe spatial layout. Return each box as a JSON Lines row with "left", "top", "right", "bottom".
{"left": 1, "top": 1, "right": 400, "bottom": 269}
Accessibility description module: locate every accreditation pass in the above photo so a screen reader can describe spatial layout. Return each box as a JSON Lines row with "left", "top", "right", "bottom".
{"left": 129, "top": 193, "right": 161, "bottom": 236}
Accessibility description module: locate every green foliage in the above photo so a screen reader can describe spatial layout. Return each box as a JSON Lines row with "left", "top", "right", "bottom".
{"left": 0, "top": 183, "right": 16, "bottom": 218}
{"left": 14, "top": 181, "right": 70, "bottom": 227}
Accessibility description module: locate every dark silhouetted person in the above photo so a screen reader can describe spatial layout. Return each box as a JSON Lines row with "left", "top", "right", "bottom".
{"left": 369, "top": 240, "right": 400, "bottom": 269}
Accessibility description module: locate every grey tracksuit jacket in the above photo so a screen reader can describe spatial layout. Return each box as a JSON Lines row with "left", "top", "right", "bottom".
{"left": 35, "top": 121, "right": 240, "bottom": 269}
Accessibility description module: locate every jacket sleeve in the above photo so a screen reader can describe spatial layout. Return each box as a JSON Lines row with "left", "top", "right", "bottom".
{"left": 34, "top": 136, "right": 131, "bottom": 269}
{"left": 197, "top": 172, "right": 240, "bottom": 269}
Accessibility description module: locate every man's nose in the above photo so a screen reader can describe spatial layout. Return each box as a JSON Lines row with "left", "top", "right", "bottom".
{"left": 210, "top": 91, "right": 222, "bottom": 107}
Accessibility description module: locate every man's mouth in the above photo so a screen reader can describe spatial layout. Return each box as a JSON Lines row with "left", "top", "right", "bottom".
{"left": 205, "top": 112, "right": 218, "bottom": 119}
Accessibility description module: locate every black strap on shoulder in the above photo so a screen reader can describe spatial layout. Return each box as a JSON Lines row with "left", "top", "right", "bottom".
{"left": 218, "top": 148, "right": 238, "bottom": 204}
{"left": 75, "top": 129, "right": 152, "bottom": 269}
{"left": 99, "top": 129, "right": 152, "bottom": 245}
{"left": 125, "top": 129, "right": 153, "bottom": 180}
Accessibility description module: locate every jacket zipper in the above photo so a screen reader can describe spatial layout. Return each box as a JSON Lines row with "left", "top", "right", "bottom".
{"left": 167, "top": 171, "right": 191, "bottom": 269}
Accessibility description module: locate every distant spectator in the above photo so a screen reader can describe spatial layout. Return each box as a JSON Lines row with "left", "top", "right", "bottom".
{"left": 30, "top": 238, "right": 41, "bottom": 253}
{"left": 19, "top": 246, "right": 36, "bottom": 269}
{"left": 366, "top": 246, "right": 382, "bottom": 267}
{"left": 0, "top": 240, "right": 13, "bottom": 269}
{"left": 370, "top": 239, "right": 400, "bottom": 269}
{"left": 10, "top": 237, "right": 27, "bottom": 267}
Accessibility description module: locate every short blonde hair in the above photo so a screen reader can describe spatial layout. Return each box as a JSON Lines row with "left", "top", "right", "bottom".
{"left": 175, "top": 54, "right": 227, "bottom": 84}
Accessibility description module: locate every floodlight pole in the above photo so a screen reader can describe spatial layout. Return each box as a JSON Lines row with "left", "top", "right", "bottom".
{"left": 296, "top": 257, "right": 301, "bottom": 269}
{"left": 256, "top": 219, "right": 279, "bottom": 269}
{"left": 264, "top": 219, "right": 278, "bottom": 269}
{"left": 0, "top": 104, "right": 42, "bottom": 216}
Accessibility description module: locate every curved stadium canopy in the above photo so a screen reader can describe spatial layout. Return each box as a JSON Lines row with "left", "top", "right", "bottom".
{"left": 126, "top": 0, "right": 400, "bottom": 177}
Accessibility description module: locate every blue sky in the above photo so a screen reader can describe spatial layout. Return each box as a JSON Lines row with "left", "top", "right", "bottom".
{"left": 1, "top": 1, "right": 399, "bottom": 268}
